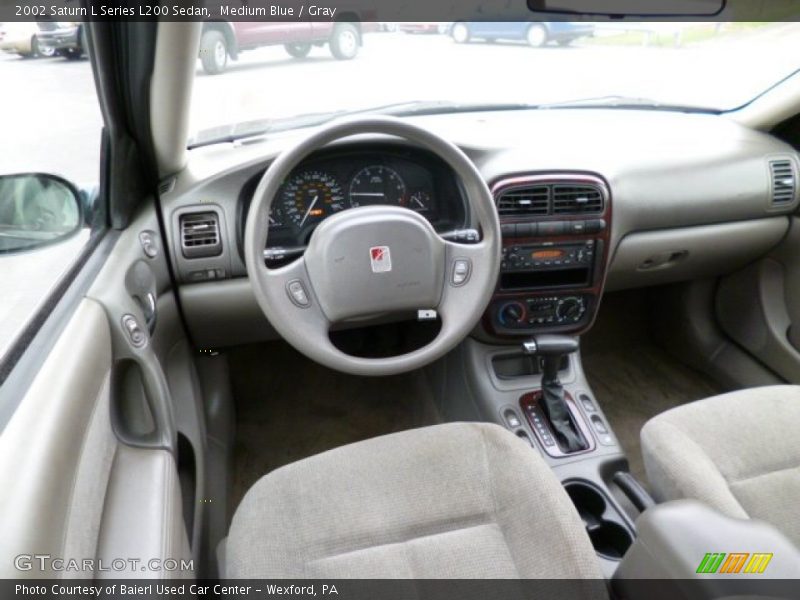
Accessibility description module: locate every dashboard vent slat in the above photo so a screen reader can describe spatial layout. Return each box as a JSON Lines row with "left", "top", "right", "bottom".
{"left": 180, "top": 212, "right": 222, "bottom": 258}
{"left": 770, "top": 159, "right": 796, "bottom": 206}
{"left": 496, "top": 185, "right": 550, "bottom": 217}
{"left": 552, "top": 185, "right": 604, "bottom": 215}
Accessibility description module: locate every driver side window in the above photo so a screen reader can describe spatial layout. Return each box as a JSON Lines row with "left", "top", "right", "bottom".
{"left": 0, "top": 22, "right": 104, "bottom": 366}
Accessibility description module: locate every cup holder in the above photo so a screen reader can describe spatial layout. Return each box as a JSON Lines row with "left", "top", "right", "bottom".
{"left": 564, "top": 480, "right": 634, "bottom": 560}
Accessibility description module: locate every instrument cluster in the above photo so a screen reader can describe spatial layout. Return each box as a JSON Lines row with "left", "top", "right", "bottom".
{"left": 240, "top": 145, "right": 468, "bottom": 250}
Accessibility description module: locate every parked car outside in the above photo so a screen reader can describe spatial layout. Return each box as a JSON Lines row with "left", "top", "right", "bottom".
{"left": 449, "top": 21, "right": 595, "bottom": 47}
{"left": 36, "top": 22, "right": 87, "bottom": 60}
{"left": 0, "top": 22, "right": 54, "bottom": 58}
{"left": 199, "top": 21, "right": 366, "bottom": 75}
{"left": 397, "top": 23, "right": 446, "bottom": 34}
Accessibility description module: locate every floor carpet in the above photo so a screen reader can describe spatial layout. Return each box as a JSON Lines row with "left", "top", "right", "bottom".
{"left": 227, "top": 340, "right": 440, "bottom": 512}
{"left": 582, "top": 291, "right": 723, "bottom": 485}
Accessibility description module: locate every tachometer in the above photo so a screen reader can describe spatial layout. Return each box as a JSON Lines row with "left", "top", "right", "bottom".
{"left": 279, "top": 171, "right": 346, "bottom": 229}
{"left": 349, "top": 166, "right": 406, "bottom": 207}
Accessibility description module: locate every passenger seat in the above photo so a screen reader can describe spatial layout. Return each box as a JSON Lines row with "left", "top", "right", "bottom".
{"left": 640, "top": 386, "right": 800, "bottom": 547}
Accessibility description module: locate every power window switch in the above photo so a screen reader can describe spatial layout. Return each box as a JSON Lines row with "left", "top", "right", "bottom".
{"left": 121, "top": 314, "right": 146, "bottom": 348}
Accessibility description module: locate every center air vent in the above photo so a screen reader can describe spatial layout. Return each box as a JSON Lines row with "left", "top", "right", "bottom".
{"left": 180, "top": 212, "right": 222, "bottom": 258}
{"left": 495, "top": 178, "right": 605, "bottom": 217}
{"left": 552, "top": 185, "right": 604, "bottom": 215}
{"left": 769, "top": 159, "right": 796, "bottom": 206}
{"left": 496, "top": 185, "right": 550, "bottom": 217}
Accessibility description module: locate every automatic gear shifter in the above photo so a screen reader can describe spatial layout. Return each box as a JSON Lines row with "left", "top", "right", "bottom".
{"left": 523, "top": 335, "right": 588, "bottom": 453}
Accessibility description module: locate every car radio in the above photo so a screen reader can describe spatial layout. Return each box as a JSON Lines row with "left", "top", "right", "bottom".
{"left": 500, "top": 241, "right": 597, "bottom": 291}
{"left": 502, "top": 241, "right": 595, "bottom": 271}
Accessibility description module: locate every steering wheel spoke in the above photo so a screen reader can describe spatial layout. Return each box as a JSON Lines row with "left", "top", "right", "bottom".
{"left": 260, "top": 255, "right": 332, "bottom": 336}
{"left": 437, "top": 239, "right": 497, "bottom": 324}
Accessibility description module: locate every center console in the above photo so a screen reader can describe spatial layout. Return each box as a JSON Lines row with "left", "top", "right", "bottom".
{"left": 432, "top": 174, "right": 635, "bottom": 574}
{"left": 485, "top": 173, "right": 611, "bottom": 336}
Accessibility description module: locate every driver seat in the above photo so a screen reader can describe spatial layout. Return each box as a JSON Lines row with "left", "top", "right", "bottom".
{"left": 225, "top": 422, "right": 604, "bottom": 585}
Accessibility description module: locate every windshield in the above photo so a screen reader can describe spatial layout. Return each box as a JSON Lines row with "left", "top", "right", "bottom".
{"left": 189, "top": 22, "right": 800, "bottom": 144}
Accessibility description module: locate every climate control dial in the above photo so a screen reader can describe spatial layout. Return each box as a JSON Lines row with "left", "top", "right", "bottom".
{"left": 556, "top": 296, "right": 586, "bottom": 322}
{"left": 498, "top": 301, "right": 526, "bottom": 326}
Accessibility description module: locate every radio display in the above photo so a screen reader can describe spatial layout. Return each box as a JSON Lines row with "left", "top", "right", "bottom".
{"left": 531, "top": 249, "right": 564, "bottom": 259}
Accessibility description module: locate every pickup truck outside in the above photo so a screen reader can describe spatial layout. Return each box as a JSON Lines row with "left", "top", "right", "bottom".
{"left": 199, "top": 21, "right": 366, "bottom": 74}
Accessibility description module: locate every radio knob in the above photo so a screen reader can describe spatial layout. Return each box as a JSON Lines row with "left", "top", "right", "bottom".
{"left": 498, "top": 301, "right": 526, "bottom": 326}
{"left": 557, "top": 297, "right": 585, "bottom": 322}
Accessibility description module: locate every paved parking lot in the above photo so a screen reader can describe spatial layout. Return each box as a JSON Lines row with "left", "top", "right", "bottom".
{"left": 2, "top": 23, "right": 800, "bottom": 358}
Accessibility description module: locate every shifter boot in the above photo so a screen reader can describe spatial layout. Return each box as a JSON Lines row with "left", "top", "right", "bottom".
{"left": 540, "top": 377, "right": 587, "bottom": 453}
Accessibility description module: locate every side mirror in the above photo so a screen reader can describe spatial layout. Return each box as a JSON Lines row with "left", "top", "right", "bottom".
{"left": 0, "top": 173, "right": 84, "bottom": 254}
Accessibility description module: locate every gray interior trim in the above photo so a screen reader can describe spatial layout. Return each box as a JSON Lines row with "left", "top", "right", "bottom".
{"left": 717, "top": 258, "right": 800, "bottom": 383}
{"left": 614, "top": 500, "right": 800, "bottom": 587}
{"left": 650, "top": 280, "right": 783, "bottom": 390}
{"left": 606, "top": 218, "right": 789, "bottom": 291}
{"left": 0, "top": 299, "right": 111, "bottom": 576}
{"left": 151, "top": 23, "right": 201, "bottom": 177}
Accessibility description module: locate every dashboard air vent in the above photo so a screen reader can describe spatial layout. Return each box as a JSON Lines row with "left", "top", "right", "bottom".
{"left": 552, "top": 184, "right": 604, "bottom": 215}
{"left": 496, "top": 185, "right": 550, "bottom": 217}
{"left": 180, "top": 212, "right": 222, "bottom": 258}
{"left": 769, "top": 159, "right": 796, "bottom": 206}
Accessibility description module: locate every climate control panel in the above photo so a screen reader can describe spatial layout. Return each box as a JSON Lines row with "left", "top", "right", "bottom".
{"left": 494, "top": 295, "right": 589, "bottom": 331}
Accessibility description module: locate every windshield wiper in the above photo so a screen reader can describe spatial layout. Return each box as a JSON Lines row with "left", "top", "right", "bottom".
{"left": 188, "top": 101, "right": 541, "bottom": 149}
{"left": 537, "top": 95, "right": 720, "bottom": 114}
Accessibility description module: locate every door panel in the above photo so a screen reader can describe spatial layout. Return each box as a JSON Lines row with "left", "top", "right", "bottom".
{"left": 0, "top": 299, "right": 114, "bottom": 577}
{"left": 0, "top": 204, "right": 197, "bottom": 579}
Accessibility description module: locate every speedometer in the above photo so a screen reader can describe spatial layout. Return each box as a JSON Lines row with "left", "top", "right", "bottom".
{"left": 279, "top": 171, "right": 345, "bottom": 229}
{"left": 349, "top": 166, "right": 406, "bottom": 207}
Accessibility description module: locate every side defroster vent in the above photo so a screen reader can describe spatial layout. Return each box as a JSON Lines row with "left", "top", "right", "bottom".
{"left": 769, "top": 159, "right": 796, "bottom": 206}
{"left": 552, "top": 185, "right": 604, "bottom": 215}
{"left": 496, "top": 185, "right": 550, "bottom": 217}
{"left": 180, "top": 212, "right": 222, "bottom": 258}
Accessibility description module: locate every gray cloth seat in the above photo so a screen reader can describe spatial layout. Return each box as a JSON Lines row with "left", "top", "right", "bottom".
{"left": 227, "top": 422, "right": 604, "bottom": 582}
{"left": 641, "top": 385, "right": 800, "bottom": 547}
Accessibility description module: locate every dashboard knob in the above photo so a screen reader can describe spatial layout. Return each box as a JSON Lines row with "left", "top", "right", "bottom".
{"left": 498, "top": 301, "right": 526, "bottom": 326}
{"left": 557, "top": 297, "right": 585, "bottom": 322}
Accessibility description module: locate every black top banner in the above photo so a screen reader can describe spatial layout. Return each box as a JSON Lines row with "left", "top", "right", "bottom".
{"left": 1, "top": 0, "right": 800, "bottom": 22}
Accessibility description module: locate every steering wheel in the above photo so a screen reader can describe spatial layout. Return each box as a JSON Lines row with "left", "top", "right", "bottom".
{"left": 244, "top": 117, "right": 500, "bottom": 376}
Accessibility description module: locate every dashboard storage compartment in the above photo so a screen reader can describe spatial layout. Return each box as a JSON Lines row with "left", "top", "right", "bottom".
{"left": 564, "top": 480, "right": 634, "bottom": 560}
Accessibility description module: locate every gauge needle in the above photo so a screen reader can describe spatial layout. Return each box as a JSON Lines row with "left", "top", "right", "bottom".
{"left": 350, "top": 192, "right": 385, "bottom": 196}
{"left": 299, "top": 193, "right": 319, "bottom": 227}
{"left": 412, "top": 197, "right": 425, "bottom": 208}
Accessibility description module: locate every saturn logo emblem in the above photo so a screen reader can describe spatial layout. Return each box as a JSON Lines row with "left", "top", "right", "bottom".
{"left": 369, "top": 246, "right": 392, "bottom": 273}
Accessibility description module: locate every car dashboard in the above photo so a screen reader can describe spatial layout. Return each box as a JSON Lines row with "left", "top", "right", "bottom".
{"left": 161, "top": 108, "right": 800, "bottom": 348}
